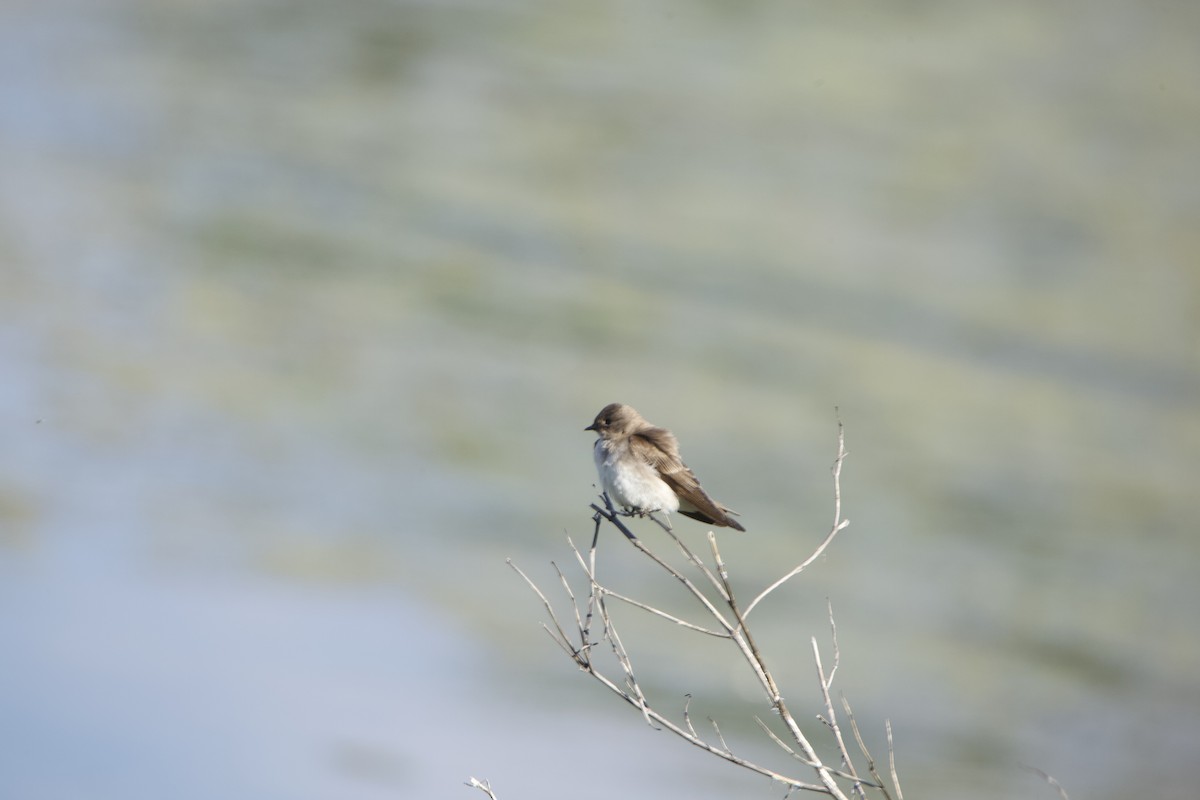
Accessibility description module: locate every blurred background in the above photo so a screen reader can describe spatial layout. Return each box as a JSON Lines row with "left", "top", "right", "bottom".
{"left": 1, "top": 0, "right": 1197, "bottom": 798}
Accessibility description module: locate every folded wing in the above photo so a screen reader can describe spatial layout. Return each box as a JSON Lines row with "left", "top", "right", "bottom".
{"left": 629, "top": 427, "right": 745, "bottom": 531}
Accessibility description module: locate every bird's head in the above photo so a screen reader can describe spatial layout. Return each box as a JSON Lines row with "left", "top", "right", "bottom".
{"left": 584, "top": 403, "right": 644, "bottom": 438}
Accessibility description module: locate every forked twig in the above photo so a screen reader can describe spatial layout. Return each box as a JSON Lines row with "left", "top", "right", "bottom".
{"left": 683, "top": 694, "right": 699, "bottom": 738}
{"left": 757, "top": 717, "right": 884, "bottom": 787}
{"left": 745, "top": 416, "right": 849, "bottom": 618}
{"left": 507, "top": 559, "right": 578, "bottom": 660}
{"left": 843, "top": 696, "right": 893, "bottom": 800}
{"left": 590, "top": 501, "right": 736, "bottom": 632}
{"left": 813, "top": 637, "right": 862, "bottom": 790}
{"left": 601, "top": 588, "right": 730, "bottom": 637}
{"left": 464, "top": 777, "right": 499, "bottom": 799}
{"left": 490, "top": 418, "right": 901, "bottom": 800}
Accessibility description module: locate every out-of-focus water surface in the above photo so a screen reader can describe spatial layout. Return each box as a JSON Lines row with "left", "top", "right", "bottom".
{"left": 1, "top": 1, "right": 1197, "bottom": 798}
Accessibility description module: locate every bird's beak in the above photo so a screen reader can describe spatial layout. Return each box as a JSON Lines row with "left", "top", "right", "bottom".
{"left": 584, "top": 422, "right": 598, "bottom": 432}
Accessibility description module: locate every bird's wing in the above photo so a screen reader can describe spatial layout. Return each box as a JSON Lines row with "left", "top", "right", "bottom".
{"left": 629, "top": 428, "right": 745, "bottom": 531}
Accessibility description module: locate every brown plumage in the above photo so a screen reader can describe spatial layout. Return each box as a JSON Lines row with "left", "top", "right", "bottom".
{"left": 585, "top": 403, "right": 745, "bottom": 531}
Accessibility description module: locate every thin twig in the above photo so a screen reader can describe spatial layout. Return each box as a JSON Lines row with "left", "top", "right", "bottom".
{"left": 812, "top": 637, "right": 862, "bottom": 788}
{"left": 464, "top": 777, "right": 499, "bottom": 799}
{"left": 708, "top": 533, "right": 781, "bottom": 709}
{"left": 708, "top": 535, "right": 852, "bottom": 800}
{"left": 552, "top": 558, "right": 589, "bottom": 657}
{"left": 570, "top": 654, "right": 830, "bottom": 793}
{"left": 826, "top": 599, "right": 840, "bottom": 687}
{"left": 566, "top": 536, "right": 602, "bottom": 651}
{"left": 593, "top": 494, "right": 638, "bottom": 542}
{"left": 507, "top": 559, "right": 576, "bottom": 658}
{"left": 683, "top": 695, "right": 699, "bottom": 738}
{"left": 506, "top": 417, "right": 897, "bottom": 800}
{"left": 591, "top": 502, "right": 736, "bottom": 633}
{"left": 757, "top": 717, "right": 883, "bottom": 788}
{"left": 843, "top": 696, "right": 892, "bottom": 800}
{"left": 745, "top": 519, "right": 849, "bottom": 619}
{"left": 709, "top": 717, "right": 731, "bottom": 754}
{"left": 576, "top": 510, "right": 850, "bottom": 797}
{"left": 647, "top": 511, "right": 674, "bottom": 532}
{"left": 594, "top": 571, "right": 657, "bottom": 729}
{"left": 664, "top": 524, "right": 730, "bottom": 601}
{"left": 756, "top": 716, "right": 798, "bottom": 757}
{"left": 700, "top": 719, "right": 729, "bottom": 758}
{"left": 601, "top": 588, "right": 731, "bottom": 637}
{"left": 1023, "top": 765, "right": 1069, "bottom": 800}
{"left": 590, "top": 502, "right": 604, "bottom": 549}
{"left": 887, "top": 720, "right": 903, "bottom": 800}
{"left": 746, "top": 419, "right": 849, "bottom": 617}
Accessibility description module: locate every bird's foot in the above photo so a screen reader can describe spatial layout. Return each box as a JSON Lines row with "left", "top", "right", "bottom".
{"left": 617, "top": 506, "right": 673, "bottom": 532}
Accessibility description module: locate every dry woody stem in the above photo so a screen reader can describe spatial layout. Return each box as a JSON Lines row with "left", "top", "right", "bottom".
{"left": 491, "top": 419, "right": 904, "bottom": 799}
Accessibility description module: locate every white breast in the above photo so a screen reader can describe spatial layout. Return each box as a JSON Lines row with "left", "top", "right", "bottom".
{"left": 593, "top": 439, "right": 680, "bottom": 514}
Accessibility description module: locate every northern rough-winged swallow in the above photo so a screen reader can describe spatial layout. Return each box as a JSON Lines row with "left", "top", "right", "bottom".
{"left": 585, "top": 403, "right": 745, "bottom": 531}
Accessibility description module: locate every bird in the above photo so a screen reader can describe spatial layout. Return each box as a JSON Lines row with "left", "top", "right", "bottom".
{"left": 585, "top": 403, "right": 745, "bottom": 531}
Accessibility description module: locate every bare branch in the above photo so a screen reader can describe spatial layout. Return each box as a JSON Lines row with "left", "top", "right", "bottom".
{"left": 501, "top": 417, "right": 901, "bottom": 800}
{"left": 592, "top": 495, "right": 639, "bottom": 542}
{"left": 706, "top": 535, "right": 851, "bottom": 800}
{"left": 551, "top": 559, "right": 588, "bottom": 655}
{"left": 887, "top": 720, "right": 903, "bottom": 800}
{"left": 566, "top": 536, "right": 600, "bottom": 649}
{"left": 601, "top": 588, "right": 731, "bottom": 637}
{"left": 745, "top": 419, "right": 849, "bottom": 618}
{"left": 647, "top": 511, "right": 674, "bottom": 533}
{"left": 683, "top": 695, "right": 699, "bottom": 739}
{"left": 843, "top": 696, "right": 893, "bottom": 800}
{"left": 1023, "top": 765, "right": 1069, "bottom": 800}
{"left": 596, "top": 582, "right": 659, "bottom": 730}
{"left": 759, "top": 716, "right": 884, "bottom": 788}
{"left": 538, "top": 622, "right": 578, "bottom": 659}
{"left": 665, "top": 524, "right": 730, "bottom": 601}
{"left": 591, "top": 502, "right": 736, "bottom": 632}
{"left": 756, "top": 716, "right": 798, "bottom": 757}
{"left": 464, "top": 776, "right": 499, "bottom": 799}
{"left": 573, "top": 655, "right": 831, "bottom": 793}
{"left": 708, "top": 717, "right": 731, "bottom": 754}
{"left": 507, "top": 559, "right": 576, "bottom": 658}
{"left": 826, "top": 600, "right": 840, "bottom": 687}
{"left": 812, "top": 637, "right": 861, "bottom": 788}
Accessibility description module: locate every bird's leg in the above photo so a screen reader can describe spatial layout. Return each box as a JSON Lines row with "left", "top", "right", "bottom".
{"left": 611, "top": 505, "right": 672, "bottom": 532}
